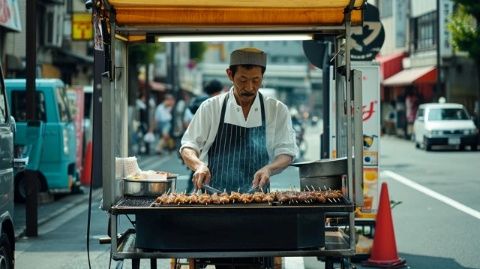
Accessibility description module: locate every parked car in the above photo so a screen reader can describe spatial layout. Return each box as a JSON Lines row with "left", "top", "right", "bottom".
{"left": 0, "top": 64, "right": 15, "bottom": 268}
{"left": 413, "top": 103, "right": 478, "bottom": 151}
{"left": 5, "top": 79, "right": 79, "bottom": 202}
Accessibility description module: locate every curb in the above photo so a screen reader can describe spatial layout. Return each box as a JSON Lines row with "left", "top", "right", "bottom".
{"left": 15, "top": 188, "right": 103, "bottom": 239}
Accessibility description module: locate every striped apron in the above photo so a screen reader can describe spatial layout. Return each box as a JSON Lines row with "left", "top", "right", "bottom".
{"left": 208, "top": 93, "right": 269, "bottom": 193}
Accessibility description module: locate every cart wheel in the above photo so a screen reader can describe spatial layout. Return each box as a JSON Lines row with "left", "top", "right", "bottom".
{"left": 340, "top": 258, "right": 355, "bottom": 269}
{"left": 325, "top": 258, "right": 334, "bottom": 269}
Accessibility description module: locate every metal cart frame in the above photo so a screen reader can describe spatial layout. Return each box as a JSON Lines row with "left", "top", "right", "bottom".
{"left": 92, "top": 1, "right": 366, "bottom": 268}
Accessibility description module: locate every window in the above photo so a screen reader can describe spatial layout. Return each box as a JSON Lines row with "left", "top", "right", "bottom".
{"left": 379, "top": 0, "right": 393, "bottom": 18}
{"left": 0, "top": 82, "right": 6, "bottom": 123}
{"left": 415, "top": 108, "right": 424, "bottom": 120}
{"left": 428, "top": 108, "right": 469, "bottom": 121}
{"left": 43, "top": 5, "right": 64, "bottom": 47}
{"left": 411, "top": 11, "right": 437, "bottom": 51}
{"left": 55, "top": 88, "right": 71, "bottom": 122}
{"left": 10, "top": 91, "right": 47, "bottom": 122}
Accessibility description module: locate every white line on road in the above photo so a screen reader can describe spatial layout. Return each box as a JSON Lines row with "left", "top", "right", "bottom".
{"left": 284, "top": 257, "right": 305, "bottom": 269}
{"left": 383, "top": 170, "right": 480, "bottom": 220}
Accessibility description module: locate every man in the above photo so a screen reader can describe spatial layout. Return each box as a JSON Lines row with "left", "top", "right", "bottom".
{"left": 180, "top": 47, "right": 298, "bottom": 193}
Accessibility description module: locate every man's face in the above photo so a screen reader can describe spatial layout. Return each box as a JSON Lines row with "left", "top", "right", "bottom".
{"left": 227, "top": 65, "right": 263, "bottom": 104}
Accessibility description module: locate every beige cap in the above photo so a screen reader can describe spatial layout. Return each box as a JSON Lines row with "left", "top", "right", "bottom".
{"left": 230, "top": 47, "right": 267, "bottom": 68}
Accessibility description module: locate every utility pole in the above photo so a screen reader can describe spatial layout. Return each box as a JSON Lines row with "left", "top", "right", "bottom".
{"left": 25, "top": 0, "right": 38, "bottom": 237}
{"left": 436, "top": 0, "right": 442, "bottom": 99}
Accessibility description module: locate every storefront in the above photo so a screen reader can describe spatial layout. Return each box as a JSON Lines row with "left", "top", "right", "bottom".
{"left": 0, "top": 0, "right": 22, "bottom": 68}
{"left": 382, "top": 66, "right": 438, "bottom": 137}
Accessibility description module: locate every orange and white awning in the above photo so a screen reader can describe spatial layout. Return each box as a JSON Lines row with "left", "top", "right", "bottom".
{"left": 104, "top": 0, "right": 365, "bottom": 42}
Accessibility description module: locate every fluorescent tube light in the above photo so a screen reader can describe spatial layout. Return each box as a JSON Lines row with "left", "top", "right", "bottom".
{"left": 156, "top": 34, "right": 313, "bottom": 42}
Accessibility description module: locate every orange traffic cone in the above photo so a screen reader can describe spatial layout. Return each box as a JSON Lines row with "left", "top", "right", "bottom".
{"left": 363, "top": 182, "right": 406, "bottom": 268}
{"left": 81, "top": 141, "right": 93, "bottom": 186}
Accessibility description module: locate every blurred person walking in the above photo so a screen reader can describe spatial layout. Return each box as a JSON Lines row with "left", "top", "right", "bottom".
{"left": 152, "top": 94, "right": 175, "bottom": 154}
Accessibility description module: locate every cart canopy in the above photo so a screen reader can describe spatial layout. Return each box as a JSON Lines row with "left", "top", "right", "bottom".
{"left": 103, "top": 0, "right": 365, "bottom": 42}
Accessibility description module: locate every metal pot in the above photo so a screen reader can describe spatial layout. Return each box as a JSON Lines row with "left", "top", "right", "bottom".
{"left": 291, "top": 157, "right": 347, "bottom": 190}
{"left": 123, "top": 177, "right": 175, "bottom": 197}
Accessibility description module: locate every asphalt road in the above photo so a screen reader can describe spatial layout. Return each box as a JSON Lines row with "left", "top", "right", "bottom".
{"left": 13, "top": 125, "right": 480, "bottom": 269}
{"left": 377, "top": 135, "right": 480, "bottom": 269}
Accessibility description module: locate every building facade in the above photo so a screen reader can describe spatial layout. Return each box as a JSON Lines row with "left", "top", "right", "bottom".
{"left": 377, "top": 0, "right": 478, "bottom": 137}
{"left": 3, "top": 0, "right": 93, "bottom": 86}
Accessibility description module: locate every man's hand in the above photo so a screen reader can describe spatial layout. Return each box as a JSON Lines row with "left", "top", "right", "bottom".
{"left": 252, "top": 166, "right": 272, "bottom": 189}
{"left": 251, "top": 155, "right": 293, "bottom": 190}
{"left": 193, "top": 164, "right": 211, "bottom": 190}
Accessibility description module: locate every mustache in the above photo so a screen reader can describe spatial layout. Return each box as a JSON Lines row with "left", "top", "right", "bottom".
{"left": 240, "top": 92, "right": 256, "bottom": 97}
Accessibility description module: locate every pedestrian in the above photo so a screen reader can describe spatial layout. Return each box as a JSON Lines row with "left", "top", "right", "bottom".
{"left": 153, "top": 94, "right": 175, "bottom": 154}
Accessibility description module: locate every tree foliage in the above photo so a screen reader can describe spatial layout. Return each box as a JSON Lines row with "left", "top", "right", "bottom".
{"left": 448, "top": 1, "right": 480, "bottom": 60}
{"left": 128, "top": 43, "right": 165, "bottom": 65}
{"left": 189, "top": 42, "right": 207, "bottom": 62}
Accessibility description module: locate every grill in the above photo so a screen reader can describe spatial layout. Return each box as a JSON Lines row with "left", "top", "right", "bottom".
{"left": 443, "top": 130, "right": 463, "bottom": 135}
{"left": 112, "top": 196, "right": 353, "bottom": 252}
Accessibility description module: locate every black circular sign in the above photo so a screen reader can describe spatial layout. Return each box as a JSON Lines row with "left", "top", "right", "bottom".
{"left": 350, "top": 3, "right": 385, "bottom": 61}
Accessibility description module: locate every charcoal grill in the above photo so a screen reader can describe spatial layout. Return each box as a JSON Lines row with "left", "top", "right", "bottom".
{"left": 110, "top": 196, "right": 354, "bottom": 258}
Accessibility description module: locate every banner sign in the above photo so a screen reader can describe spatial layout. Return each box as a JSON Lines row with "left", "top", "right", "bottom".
{"left": 0, "top": 0, "right": 21, "bottom": 32}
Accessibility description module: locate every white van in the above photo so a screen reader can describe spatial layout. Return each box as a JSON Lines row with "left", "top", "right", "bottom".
{"left": 413, "top": 103, "right": 478, "bottom": 151}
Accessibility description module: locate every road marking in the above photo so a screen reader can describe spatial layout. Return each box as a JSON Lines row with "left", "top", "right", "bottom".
{"left": 284, "top": 257, "right": 305, "bottom": 269}
{"left": 383, "top": 170, "right": 480, "bottom": 220}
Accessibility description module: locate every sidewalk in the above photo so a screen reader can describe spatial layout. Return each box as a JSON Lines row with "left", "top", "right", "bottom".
{"left": 12, "top": 153, "right": 169, "bottom": 239}
{"left": 13, "top": 188, "right": 103, "bottom": 239}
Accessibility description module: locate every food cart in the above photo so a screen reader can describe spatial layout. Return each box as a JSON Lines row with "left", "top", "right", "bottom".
{"left": 92, "top": 1, "right": 366, "bottom": 268}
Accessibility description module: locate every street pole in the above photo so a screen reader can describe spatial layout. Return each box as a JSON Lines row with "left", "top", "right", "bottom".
{"left": 436, "top": 0, "right": 442, "bottom": 99}
{"left": 25, "top": 0, "right": 38, "bottom": 237}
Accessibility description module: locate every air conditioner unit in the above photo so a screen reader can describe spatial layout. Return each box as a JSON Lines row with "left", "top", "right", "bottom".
{"left": 44, "top": 5, "right": 64, "bottom": 47}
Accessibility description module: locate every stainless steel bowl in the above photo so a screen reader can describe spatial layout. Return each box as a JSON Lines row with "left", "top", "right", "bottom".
{"left": 123, "top": 178, "right": 175, "bottom": 197}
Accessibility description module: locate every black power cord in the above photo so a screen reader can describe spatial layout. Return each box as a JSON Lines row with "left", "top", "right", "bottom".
{"left": 86, "top": 164, "right": 94, "bottom": 269}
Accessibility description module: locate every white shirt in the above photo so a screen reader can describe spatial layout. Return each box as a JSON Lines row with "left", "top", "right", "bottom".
{"left": 154, "top": 103, "right": 172, "bottom": 123}
{"left": 180, "top": 89, "right": 298, "bottom": 164}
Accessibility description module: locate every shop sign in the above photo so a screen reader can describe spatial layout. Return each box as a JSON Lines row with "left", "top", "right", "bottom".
{"left": 350, "top": 3, "right": 385, "bottom": 61}
{"left": 72, "top": 13, "right": 93, "bottom": 40}
{"left": 0, "top": 0, "right": 21, "bottom": 32}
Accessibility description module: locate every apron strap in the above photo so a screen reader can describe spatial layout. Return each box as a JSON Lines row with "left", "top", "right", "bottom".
{"left": 259, "top": 92, "right": 265, "bottom": 128}
{"left": 218, "top": 94, "right": 229, "bottom": 127}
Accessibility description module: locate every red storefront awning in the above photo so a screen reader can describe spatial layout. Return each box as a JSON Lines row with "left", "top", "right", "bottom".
{"left": 382, "top": 66, "right": 436, "bottom": 87}
{"left": 375, "top": 51, "right": 406, "bottom": 80}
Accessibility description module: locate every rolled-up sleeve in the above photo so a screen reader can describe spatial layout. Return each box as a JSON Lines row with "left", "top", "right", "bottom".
{"left": 180, "top": 103, "right": 211, "bottom": 156}
{"left": 272, "top": 103, "right": 299, "bottom": 159}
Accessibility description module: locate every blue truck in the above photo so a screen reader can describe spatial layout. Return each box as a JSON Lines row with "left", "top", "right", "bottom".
{"left": 5, "top": 79, "right": 79, "bottom": 202}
